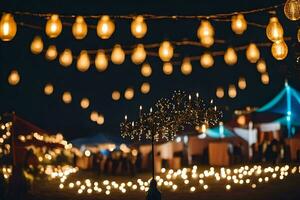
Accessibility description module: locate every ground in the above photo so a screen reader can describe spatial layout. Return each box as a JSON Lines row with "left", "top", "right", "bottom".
{"left": 28, "top": 165, "right": 300, "bottom": 200}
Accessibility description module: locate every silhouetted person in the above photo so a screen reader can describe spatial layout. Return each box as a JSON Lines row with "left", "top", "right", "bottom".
{"left": 146, "top": 179, "right": 161, "bottom": 200}
{"left": 6, "top": 166, "right": 29, "bottom": 200}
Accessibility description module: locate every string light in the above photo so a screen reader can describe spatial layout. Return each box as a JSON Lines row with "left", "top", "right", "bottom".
{"left": 216, "top": 87, "right": 224, "bottom": 98}
{"left": 140, "top": 82, "right": 151, "bottom": 94}
{"left": 256, "top": 58, "right": 267, "bottom": 73}
{"left": 45, "top": 14, "right": 62, "bottom": 38}
{"left": 181, "top": 58, "right": 193, "bottom": 75}
{"left": 80, "top": 98, "right": 90, "bottom": 109}
{"left": 141, "top": 63, "right": 152, "bottom": 77}
{"left": 246, "top": 43, "right": 260, "bottom": 63}
{"left": 77, "top": 50, "right": 90, "bottom": 72}
{"left": 0, "top": 13, "right": 17, "bottom": 41}
{"left": 224, "top": 47, "right": 238, "bottom": 65}
{"left": 197, "top": 20, "right": 214, "bottom": 39}
{"left": 112, "top": 90, "right": 121, "bottom": 101}
{"left": 159, "top": 41, "right": 174, "bottom": 62}
{"left": 284, "top": 0, "right": 300, "bottom": 21}
{"left": 124, "top": 88, "right": 134, "bottom": 100}
{"left": 44, "top": 83, "right": 54, "bottom": 95}
{"left": 200, "top": 53, "right": 214, "bottom": 68}
{"left": 111, "top": 44, "right": 125, "bottom": 65}
{"left": 30, "top": 36, "right": 44, "bottom": 54}
{"left": 238, "top": 77, "right": 247, "bottom": 90}
{"left": 131, "top": 44, "right": 147, "bottom": 65}
{"left": 163, "top": 62, "right": 173, "bottom": 75}
{"left": 90, "top": 111, "right": 98, "bottom": 122}
{"left": 201, "top": 36, "right": 214, "bottom": 48}
{"left": 95, "top": 50, "right": 108, "bottom": 72}
{"left": 228, "top": 84, "right": 237, "bottom": 98}
{"left": 45, "top": 45, "right": 58, "bottom": 61}
{"left": 261, "top": 73, "right": 270, "bottom": 84}
{"left": 72, "top": 16, "right": 88, "bottom": 39}
{"left": 131, "top": 15, "right": 147, "bottom": 39}
{"left": 62, "top": 91, "right": 72, "bottom": 104}
{"left": 96, "top": 114, "right": 105, "bottom": 125}
{"left": 298, "top": 28, "right": 300, "bottom": 42}
{"left": 97, "top": 15, "right": 115, "bottom": 39}
{"left": 59, "top": 49, "right": 73, "bottom": 67}
{"left": 271, "top": 40, "right": 288, "bottom": 60}
{"left": 8, "top": 70, "right": 20, "bottom": 86}
{"left": 231, "top": 14, "right": 247, "bottom": 35}
{"left": 266, "top": 17, "right": 284, "bottom": 42}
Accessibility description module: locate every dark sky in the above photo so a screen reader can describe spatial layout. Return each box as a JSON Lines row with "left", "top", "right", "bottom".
{"left": 0, "top": 0, "right": 299, "bottom": 140}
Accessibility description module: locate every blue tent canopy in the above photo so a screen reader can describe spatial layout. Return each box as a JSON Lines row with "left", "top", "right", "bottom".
{"left": 256, "top": 82, "right": 300, "bottom": 137}
{"left": 71, "top": 133, "right": 124, "bottom": 147}
{"left": 206, "top": 125, "right": 235, "bottom": 138}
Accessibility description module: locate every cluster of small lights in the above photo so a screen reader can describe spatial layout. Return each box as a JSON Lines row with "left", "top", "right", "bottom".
{"left": 56, "top": 164, "right": 300, "bottom": 196}
{"left": 1, "top": 166, "right": 12, "bottom": 179}
{"left": 121, "top": 91, "right": 222, "bottom": 142}
{"left": 0, "top": 122, "right": 13, "bottom": 156}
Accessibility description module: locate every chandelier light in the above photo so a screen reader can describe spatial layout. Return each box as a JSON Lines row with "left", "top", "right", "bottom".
{"left": 72, "top": 16, "right": 88, "bottom": 40}
{"left": 131, "top": 15, "right": 147, "bottom": 39}
{"left": 97, "top": 15, "right": 115, "bottom": 39}
{"left": 0, "top": 13, "right": 17, "bottom": 41}
{"left": 45, "top": 14, "right": 62, "bottom": 38}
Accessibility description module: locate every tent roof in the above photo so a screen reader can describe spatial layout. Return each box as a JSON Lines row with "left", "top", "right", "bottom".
{"left": 71, "top": 133, "right": 124, "bottom": 147}
{"left": 205, "top": 125, "right": 235, "bottom": 139}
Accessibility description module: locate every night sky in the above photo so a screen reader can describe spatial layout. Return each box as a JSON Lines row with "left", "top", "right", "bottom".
{"left": 0, "top": 0, "right": 299, "bottom": 140}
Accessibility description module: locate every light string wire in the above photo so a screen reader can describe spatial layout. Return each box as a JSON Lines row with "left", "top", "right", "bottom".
{"left": 2, "top": 3, "right": 284, "bottom": 19}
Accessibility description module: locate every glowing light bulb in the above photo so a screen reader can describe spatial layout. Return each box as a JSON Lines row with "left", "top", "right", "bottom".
{"left": 181, "top": 58, "right": 192, "bottom": 75}
{"left": 257, "top": 59, "right": 267, "bottom": 73}
{"left": 131, "top": 44, "right": 147, "bottom": 64}
{"left": 284, "top": 0, "right": 300, "bottom": 21}
{"left": 159, "top": 41, "right": 174, "bottom": 62}
{"left": 124, "top": 88, "right": 134, "bottom": 100}
{"left": 77, "top": 50, "right": 90, "bottom": 72}
{"left": 231, "top": 14, "right": 247, "bottom": 35}
{"left": 97, "top": 114, "right": 105, "bottom": 125}
{"left": 111, "top": 44, "right": 125, "bottom": 65}
{"left": 246, "top": 43, "right": 260, "bottom": 63}
{"left": 30, "top": 36, "right": 44, "bottom": 54}
{"left": 45, "top": 14, "right": 62, "bottom": 38}
{"left": 44, "top": 83, "right": 54, "bottom": 95}
{"left": 8, "top": 70, "right": 20, "bottom": 86}
{"left": 45, "top": 45, "right": 57, "bottom": 61}
{"left": 261, "top": 73, "right": 270, "bottom": 85}
{"left": 201, "top": 36, "right": 214, "bottom": 48}
{"left": 80, "top": 98, "right": 90, "bottom": 109}
{"left": 228, "top": 84, "right": 237, "bottom": 98}
{"left": 131, "top": 15, "right": 147, "bottom": 38}
{"left": 197, "top": 20, "right": 214, "bottom": 39}
{"left": 90, "top": 111, "right": 98, "bottom": 122}
{"left": 238, "top": 77, "right": 247, "bottom": 90}
{"left": 140, "top": 82, "right": 151, "bottom": 94}
{"left": 266, "top": 17, "right": 284, "bottom": 42}
{"left": 112, "top": 90, "right": 121, "bottom": 101}
{"left": 162, "top": 62, "right": 173, "bottom": 75}
{"left": 224, "top": 47, "right": 237, "bottom": 65}
{"left": 59, "top": 49, "right": 73, "bottom": 67}
{"left": 62, "top": 91, "right": 72, "bottom": 104}
{"left": 95, "top": 50, "right": 108, "bottom": 72}
{"left": 271, "top": 40, "right": 288, "bottom": 60}
{"left": 97, "top": 15, "right": 115, "bottom": 39}
{"left": 0, "top": 13, "right": 17, "bottom": 41}
{"left": 216, "top": 87, "right": 224, "bottom": 98}
{"left": 141, "top": 63, "right": 152, "bottom": 77}
{"left": 72, "top": 16, "right": 88, "bottom": 39}
{"left": 200, "top": 53, "right": 214, "bottom": 68}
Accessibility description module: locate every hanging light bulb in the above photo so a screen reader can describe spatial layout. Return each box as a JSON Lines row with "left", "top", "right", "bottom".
{"left": 0, "top": 13, "right": 17, "bottom": 41}
{"left": 271, "top": 40, "right": 288, "bottom": 60}
{"left": 284, "top": 0, "right": 300, "bottom": 21}
{"left": 224, "top": 47, "right": 238, "bottom": 65}
{"left": 72, "top": 16, "right": 88, "bottom": 39}
{"left": 131, "top": 44, "right": 147, "bottom": 64}
{"left": 97, "top": 114, "right": 105, "bottom": 125}
{"left": 111, "top": 44, "right": 125, "bottom": 65}
{"left": 140, "top": 82, "right": 151, "bottom": 94}
{"left": 44, "top": 83, "right": 54, "bottom": 95}
{"left": 80, "top": 98, "right": 90, "bottom": 109}
{"left": 159, "top": 41, "right": 174, "bottom": 62}
{"left": 257, "top": 58, "right": 267, "bottom": 73}
{"left": 45, "top": 45, "right": 57, "bottom": 61}
{"left": 62, "top": 91, "right": 72, "bottom": 104}
{"left": 197, "top": 20, "right": 214, "bottom": 39}
{"left": 200, "top": 53, "right": 214, "bottom": 68}
{"left": 95, "top": 50, "right": 108, "bottom": 72}
{"left": 124, "top": 88, "right": 134, "bottom": 100}
{"left": 8, "top": 70, "right": 20, "bottom": 86}
{"left": 77, "top": 50, "right": 90, "bottom": 72}
{"left": 200, "top": 36, "right": 214, "bottom": 48}
{"left": 246, "top": 43, "right": 260, "bottom": 63}
{"left": 90, "top": 111, "right": 98, "bottom": 122}
{"left": 131, "top": 15, "right": 147, "bottom": 38}
{"left": 228, "top": 84, "right": 237, "bottom": 98}
{"left": 45, "top": 14, "right": 62, "bottom": 38}
{"left": 59, "top": 49, "right": 73, "bottom": 67}
{"left": 181, "top": 58, "right": 192, "bottom": 75}
{"left": 30, "top": 36, "right": 43, "bottom": 54}
{"left": 112, "top": 90, "right": 121, "bottom": 101}
{"left": 298, "top": 28, "right": 300, "bottom": 42}
{"left": 163, "top": 62, "right": 173, "bottom": 75}
{"left": 216, "top": 87, "right": 224, "bottom": 98}
{"left": 238, "top": 77, "right": 247, "bottom": 90}
{"left": 266, "top": 17, "right": 284, "bottom": 42}
{"left": 261, "top": 73, "right": 270, "bottom": 84}
{"left": 141, "top": 63, "right": 152, "bottom": 77}
{"left": 231, "top": 14, "right": 247, "bottom": 35}
{"left": 97, "top": 15, "right": 115, "bottom": 39}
